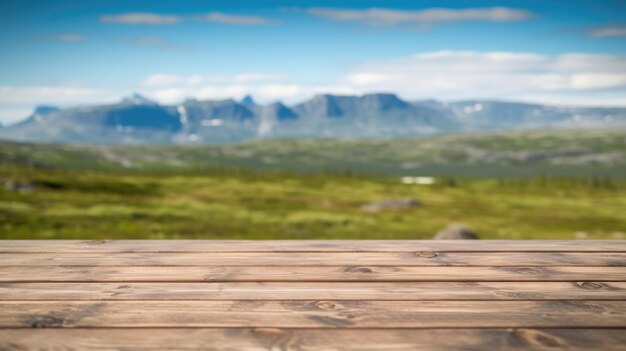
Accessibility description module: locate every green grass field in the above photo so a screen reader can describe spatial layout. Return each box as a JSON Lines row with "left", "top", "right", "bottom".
{"left": 1, "top": 129, "right": 625, "bottom": 240}
{"left": 1, "top": 166, "right": 624, "bottom": 240}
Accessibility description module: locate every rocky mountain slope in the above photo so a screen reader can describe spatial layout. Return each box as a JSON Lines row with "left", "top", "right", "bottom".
{"left": 0, "top": 93, "right": 624, "bottom": 144}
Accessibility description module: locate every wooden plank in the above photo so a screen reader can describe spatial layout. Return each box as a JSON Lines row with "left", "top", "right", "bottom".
{"left": 1, "top": 266, "right": 625, "bottom": 282}
{"left": 2, "top": 252, "right": 624, "bottom": 266}
{"left": 2, "top": 282, "right": 625, "bottom": 300}
{"left": 1, "top": 301, "right": 625, "bottom": 328}
{"left": 1, "top": 240, "right": 625, "bottom": 253}
{"left": 2, "top": 328, "right": 626, "bottom": 351}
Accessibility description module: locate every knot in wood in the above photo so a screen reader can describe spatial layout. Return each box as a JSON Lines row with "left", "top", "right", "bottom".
{"left": 416, "top": 251, "right": 438, "bottom": 258}
{"left": 315, "top": 301, "right": 337, "bottom": 310}
{"left": 515, "top": 267, "right": 541, "bottom": 275}
{"left": 344, "top": 266, "right": 373, "bottom": 274}
{"left": 29, "top": 316, "right": 65, "bottom": 328}
{"left": 576, "top": 281, "right": 605, "bottom": 290}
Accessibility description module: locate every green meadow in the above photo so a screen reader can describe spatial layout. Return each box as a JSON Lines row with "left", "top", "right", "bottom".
{"left": 1, "top": 166, "right": 624, "bottom": 240}
{"left": 1, "top": 129, "right": 625, "bottom": 240}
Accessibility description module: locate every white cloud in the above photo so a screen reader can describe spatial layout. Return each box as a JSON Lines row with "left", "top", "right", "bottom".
{"left": 140, "top": 72, "right": 358, "bottom": 103}
{"left": 0, "top": 86, "right": 121, "bottom": 125}
{"left": 590, "top": 25, "right": 626, "bottom": 38}
{"left": 0, "top": 106, "right": 34, "bottom": 125}
{"left": 308, "top": 7, "right": 532, "bottom": 26}
{"left": 101, "top": 13, "right": 181, "bottom": 25}
{"left": 0, "top": 86, "right": 118, "bottom": 105}
{"left": 131, "top": 53, "right": 626, "bottom": 107}
{"left": 569, "top": 73, "right": 626, "bottom": 90}
{"left": 150, "top": 88, "right": 187, "bottom": 105}
{"left": 143, "top": 74, "right": 187, "bottom": 87}
{"left": 142, "top": 73, "right": 285, "bottom": 87}
{"left": 146, "top": 83, "right": 357, "bottom": 105}
{"left": 201, "top": 12, "right": 274, "bottom": 25}
{"left": 347, "top": 73, "right": 392, "bottom": 85}
{"left": 148, "top": 85, "right": 293, "bottom": 104}
{"left": 196, "top": 86, "right": 249, "bottom": 99}
{"left": 343, "top": 51, "right": 626, "bottom": 104}
{"left": 4, "top": 51, "right": 626, "bottom": 124}
{"left": 255, "top": 84, "right": 303, "bottom": 99}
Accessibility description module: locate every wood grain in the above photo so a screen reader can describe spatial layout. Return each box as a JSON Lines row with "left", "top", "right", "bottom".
{"left": 2, "top": 251, "right": 624, "bottom": 266}
{"left": 1, "top": 240, "right": 624, "bottom": 349}
{"left": 2, "top": 282, "right": 625, "bottom": 300}
{"left": 2, "top": 328, "right": 626, "bottom": 351}
{"left": 1, "top": 240, "right": 625, "bottom": 253}
{"left": 2, "top": 300, "right": 624, "bottom": 328}
{"left": 2, "top": 266, "right": 625, "bottom": 282}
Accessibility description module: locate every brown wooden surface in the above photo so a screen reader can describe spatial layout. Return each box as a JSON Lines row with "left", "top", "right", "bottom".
{"left": 2, "top": 251, "right": 625, "bottom": 266}
{"left": 1, "top": 239, "right": 625, "bottom": 252}
{"left": 3, "top": 300, "right": 626, "bottom": 328}
{"left": 3, "top": 328, "right": 626, "bottom": 351}
{"left": 2, "top": 265, "right": 625, "bottom": 282}
{"left": 0, "top": 240, "right": 625, "bottom": 350}
{"left": 3, "top": 282, "right": 625, "bottom": 300}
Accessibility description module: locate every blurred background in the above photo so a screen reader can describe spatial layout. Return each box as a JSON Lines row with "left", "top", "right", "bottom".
{"left": 0, "top": 0, "right": 625, "bottom": 240}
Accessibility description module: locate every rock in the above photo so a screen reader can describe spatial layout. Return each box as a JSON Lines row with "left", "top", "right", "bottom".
{"left": 434, "top": 224, "right": 479, "bottom": 240}
{"left": 4, "top": 181, "right": 34, "bottom": 193}
{"left": 574, "top": 231, "right": 588, "bottom": 239}
{"left": 361, "top": 198, "right": 421, "bottom": 212}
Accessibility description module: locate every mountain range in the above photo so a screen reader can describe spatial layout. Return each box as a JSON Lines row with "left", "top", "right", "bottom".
{"left": 0, "top": 93, "right": 624, "bottom": 144}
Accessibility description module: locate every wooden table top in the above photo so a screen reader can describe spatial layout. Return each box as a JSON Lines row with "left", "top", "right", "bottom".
{"left": 1, "top": 240, "right": 625, "bottom": 350}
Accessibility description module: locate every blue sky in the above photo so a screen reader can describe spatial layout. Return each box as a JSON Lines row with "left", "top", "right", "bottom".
{"left": 1, "top": 0, "right": 625, "bottom": 124}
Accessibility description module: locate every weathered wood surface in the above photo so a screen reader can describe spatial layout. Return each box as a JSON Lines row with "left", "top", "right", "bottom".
{"left": 3, "top": 329, "right": 626, "bottom": 351}
{"left": 2, "top": 282, "right": 625, "bottom": 300}
{"left": 2, "top": 265, "right": 625, "bottom": 282}
{"left": 3, "top": 300, "right": 625, "bottom": 328}
{"left": 2, "top": 251, "right": 625, "bottom": 266}
{"left": 2, "top": 240, "right": 625, "bottom": 252}
{"left": 0, "top": 240, "right": 624, "bottom": 350}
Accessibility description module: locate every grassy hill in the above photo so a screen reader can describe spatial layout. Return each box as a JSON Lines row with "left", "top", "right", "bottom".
{"left": 1, "top": 129, "right": 625, "bottom": 177}
{"left": 1, "top": 129, "right": 625, "bottom": 240}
